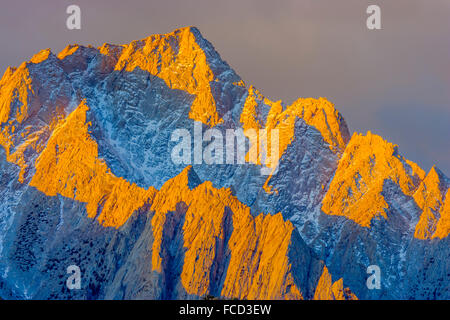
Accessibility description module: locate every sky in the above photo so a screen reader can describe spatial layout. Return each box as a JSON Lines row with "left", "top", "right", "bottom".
{"left": 0, "top": 0, "right": 449, "bottom": 174}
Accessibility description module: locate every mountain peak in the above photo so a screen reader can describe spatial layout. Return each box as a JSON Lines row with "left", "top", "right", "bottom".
{"left": 313, "top": 266, "right": 357, "bottom": 300}
{"left": 322, "top": 132, "right": 423, "bottom": 227}
{"left": 107, "top": 26, "right": 240, "bottom": 126}
{"left": 29, "top": 48, "right": 52, "bottom": 64}
{"left": 414, "top": 165, "right": 449, "bottom": 239}
{"left": 428, "top": 165, "right": 448, "bottom": 186}
{"left": 0, "top": 27, "right": 448, "bottom": 300}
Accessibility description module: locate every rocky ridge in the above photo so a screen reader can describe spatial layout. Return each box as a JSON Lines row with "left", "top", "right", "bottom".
{"left": 0, "top": 27, "right": 448, "bottom": 300}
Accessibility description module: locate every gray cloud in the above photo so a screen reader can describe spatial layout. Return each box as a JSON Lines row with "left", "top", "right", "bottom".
{"left": 1, "top": 0, "right": 449, "bottom": 174}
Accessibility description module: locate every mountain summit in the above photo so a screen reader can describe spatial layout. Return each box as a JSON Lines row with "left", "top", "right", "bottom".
{"left": 0, "top": 27, "right": 448, "bottom": 300}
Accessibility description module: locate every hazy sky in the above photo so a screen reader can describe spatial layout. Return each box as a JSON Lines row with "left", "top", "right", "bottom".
{"left": 1, "top": 0, "right": 449, "bottom": 174}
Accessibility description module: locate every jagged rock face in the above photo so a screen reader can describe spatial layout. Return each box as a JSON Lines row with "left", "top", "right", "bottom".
{"left": 414, "top": 166, "right": 450, "bottom": 239}
{"left": 0, "top": 27, "right": 448, "bottom": 300}
{"left": 313, "top": 266, "right": 357, "bottom": 300}
{"left": 322, "top": 132, "right": 425, "bottom": 227}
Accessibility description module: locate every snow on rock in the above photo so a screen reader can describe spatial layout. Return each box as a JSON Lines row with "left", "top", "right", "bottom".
{"left": 0, "top": 26, "right": 448, "bottom": 300}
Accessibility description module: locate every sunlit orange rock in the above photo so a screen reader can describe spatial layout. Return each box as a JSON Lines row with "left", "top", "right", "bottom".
{"left": 414, "top": 166, "right": 449, "bottom": 239}
{"left": 98, "top": 26, "right": 221, "bottom": 127}
{"left": 313, "top": 266, "right": 357, "bottom": 300}
{"left": 322, "top": 132, "right": 424, "bottom": 227}
{"left": 434, "top": 189, "right": 450, "bottom": 239}
{"left": 240, "top": 86, "right": 350, "bottom": 192}
{"left": 30, "top": 101, "right": 156, "bottom": 227}
{"left": 0, "top": 60, "right": 67, "bottom": 183}
{"left": 30, "top": 49, "right": 52, "bottom": 64}
{"left": 150, "top": 166, "right": 304, "bottom": 299}
{"left": 0, "top": 62, "right": 33, "bottom": 125}
{"left": 221, "top": 211, "right": 302, "bottom": 300}
{"left": 0, "top": 26, "right": 448, "bottom": 301}
{"left": 57, "top": 44, "right": 80, "bottom": 60}
{"left": 241, "top": 87, "right": 349, "bottom": 164}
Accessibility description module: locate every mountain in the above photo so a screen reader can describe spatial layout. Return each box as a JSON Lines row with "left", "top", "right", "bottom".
{"left": 0, "top": 26, "right": 448, "bottom": 300}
